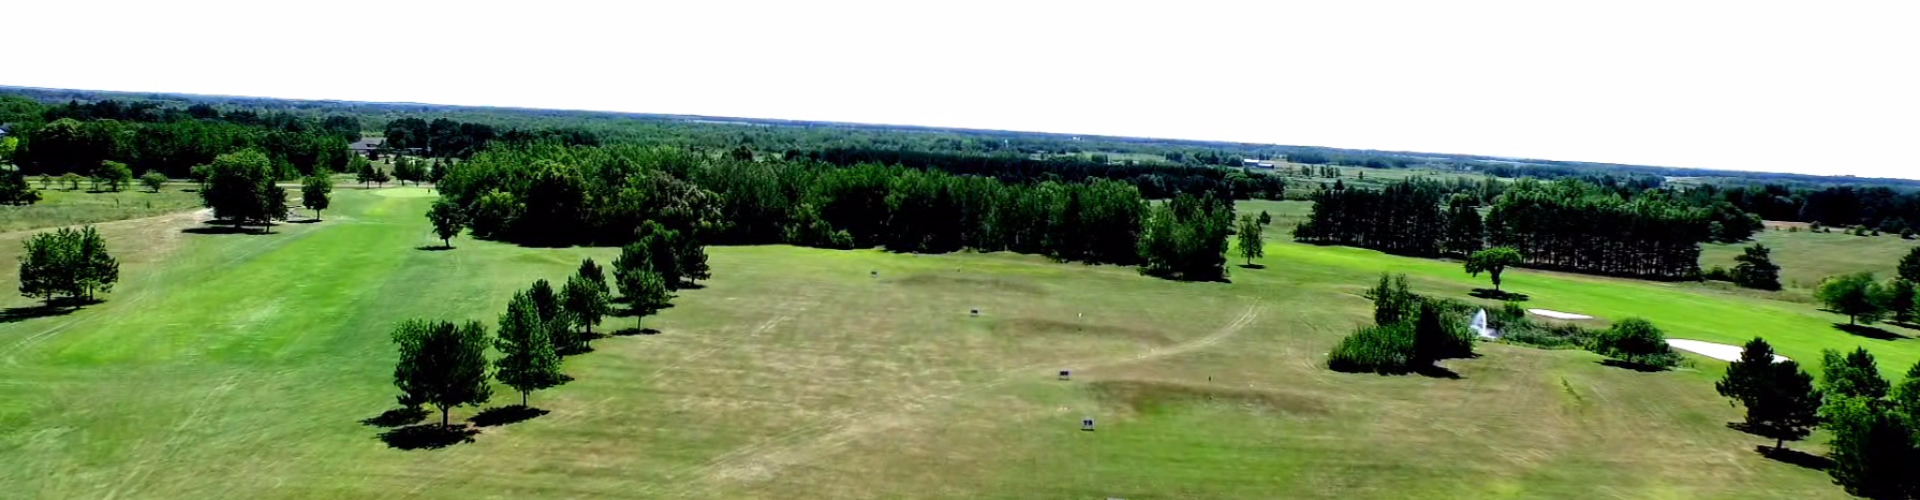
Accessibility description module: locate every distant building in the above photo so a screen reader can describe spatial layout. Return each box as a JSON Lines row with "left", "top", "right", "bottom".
{"left": 1240, "top": 158, "right": 1276, "bottom": 169}
{"left": 349, "top": 138, "right": 387, "bottom": 157}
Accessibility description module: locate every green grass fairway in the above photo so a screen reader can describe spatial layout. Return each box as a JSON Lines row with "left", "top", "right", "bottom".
{"left": 0, "top": 189, "right": 1885, "bottom": 499}
{"left": 0, "top": 185, "right": 204, "bottom": 232}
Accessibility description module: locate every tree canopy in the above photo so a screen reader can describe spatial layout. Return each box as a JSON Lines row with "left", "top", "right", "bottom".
{"left": 1816, "top": 273, "right": 1886, "bottom": 325}
{"left": 17, "top": 226, "right": 118, "bottom": 305}
{"left": 200, "top": 150, "right": 288, "bottom": 227}
{"left": 391, "top": 319, "right": 491, "bottom": 428}
{"left": 1464, "top": 247, "right": 1522, "bottom": 292}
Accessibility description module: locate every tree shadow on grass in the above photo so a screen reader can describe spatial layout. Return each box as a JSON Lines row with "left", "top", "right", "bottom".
{"left": 360, "top": 407, "right": 428, "bottom": 428}
{"left": 608, "top": 327, "right": 660, "bottom": 337}
{"left": 1598, "top": 359, "right": 1670, "bottom": 372}
{"left": 1754, "top": 445, "right": 1832, "bottom": 471}
{"left": 181, "top": 223, "right": 273, "bottom": 235}
{"left": 0, "top": 303, "right": 82, "bottom": 324}
{"left": 413, "top": 245, "right": 453, "bottom": 252}
{"left": 1888, "top": 321, "right": 1920, "bottom": 331}
{"left": 284, "top": 219, "right": 321, "bottom": 224}
{"left": 1469, "top": 288, "right": 1530, "bottom": 301}
{"left": 1414, "top": 364, "right": 1461, "bottom": 379}
{"left": 469, "top": 405, "right": 549, "bottom": 427}
{"left": 1833, "top": 323, "right": 1907, "bottom": 340}
{"left": 377, "top": 424, "right": 478, "bottom": 450}
{"left": 1238, "top": 263, "right": 1267, "bottom": 270}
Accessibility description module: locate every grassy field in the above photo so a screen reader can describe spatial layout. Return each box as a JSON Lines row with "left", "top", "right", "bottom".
{"left": 1701, "top": 222, "right": 1920, "bottom": 291}
{"left": 0, "top": 189, "right": 1900, "bottom": 499}
{"left": 0, "top": 185, "right": 204, "bottom": 232}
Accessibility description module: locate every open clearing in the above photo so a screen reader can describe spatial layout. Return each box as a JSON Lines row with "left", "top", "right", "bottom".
{"left": 0, "top": 189, "right": 1900, "bottom": 499}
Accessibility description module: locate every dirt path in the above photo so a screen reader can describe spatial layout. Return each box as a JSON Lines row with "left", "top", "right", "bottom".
{"left": 648, "top": 303, "right": 1266, "bottom": 498}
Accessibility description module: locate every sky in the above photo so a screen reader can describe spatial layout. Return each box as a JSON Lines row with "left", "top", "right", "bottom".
{"left": 8, "top": 0, "right": 1917, "bottom": 178}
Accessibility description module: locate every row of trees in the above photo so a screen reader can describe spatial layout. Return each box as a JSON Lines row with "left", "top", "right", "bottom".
{"left": 806, "top": 147, "right": 1286, "bottom": 200}
{"left": 1484, "top": 181, "right": 1715, "bottom": 280}
{"left": 432, "top": 143, "right": 1232, "bottom": 281}
{"left": 1292, "top": 180, "right": 1448, "bottom": 256}
{"left": 391, "top": 256, "right": 680, "bottom": 428}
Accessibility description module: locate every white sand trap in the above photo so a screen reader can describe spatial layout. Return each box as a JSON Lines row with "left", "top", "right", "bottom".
{"left": 1527, "top": 309, "right": 1593, "bottom": 320}
{"left": 1667, "top": 339, "right": 1791, "bottom": 363}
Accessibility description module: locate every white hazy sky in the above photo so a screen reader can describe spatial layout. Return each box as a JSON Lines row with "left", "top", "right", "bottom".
{"left": 8, "top": 0, "right": 1917, "bottom": 178}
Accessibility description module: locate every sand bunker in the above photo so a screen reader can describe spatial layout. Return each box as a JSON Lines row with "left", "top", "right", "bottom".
{"left": 1667, "top": 339, "right": 1791, "bottom": 363}
{"left": 1527, "top": 309, "right": 1593, "bottom": 320}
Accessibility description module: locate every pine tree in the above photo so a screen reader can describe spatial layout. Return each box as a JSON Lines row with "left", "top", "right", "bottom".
{"left": 1716, "top": 338, "right": 1819, "bottom": 451}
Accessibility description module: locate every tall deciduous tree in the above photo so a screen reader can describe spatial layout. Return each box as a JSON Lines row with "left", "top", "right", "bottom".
{"left": 1235, "top": 214, "right": 1264, "bottom": 266}
{"left": 1816, "top": 273, "right": 1886, "bottom": 325}
{"left": 561, "top": 274, "right": 610, "bottom": 344}
{"left": 301, "top": 173, "right": 331, "bottom": 220}
{"left": 494, "top": 292, "right": 563, "bottom": 407}
{"left": 1464, "top": 247, "right": 1522, "bottom": 292}
{"left": 1716, "top": 338, "right": 1819, "bottom": 451}
{"left": 200, "top": 150, "right": 288, "bottom": 228}
{"left": 16, "top": 226, "right": 118, "bottom": 305}
{"left": 615, "top": 263, "right": 673, "bottom": 330}
{"left": 391, "top": 319, "right": 491, "bottom": 428}
{"left": 427, "top": 198, "right": 466, "bottom": 248}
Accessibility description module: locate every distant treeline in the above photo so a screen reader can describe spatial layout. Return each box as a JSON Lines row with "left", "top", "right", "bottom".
{"left": 1, "top": 97, "right": 357, "bottom": 178}
{"left": 7, "top": 87, "right": 1919, "bottom": 194}
{"left": 1693, "top": 183, "right": 1920, "bottom": 233}
{"left": 1297, "top": 179, "right": 1757, "bottom": 280}
{"left": 434, "top": 143, "right": 1232, "bottom": 279}
{"left": 804, "top": 147, "right": 1285, "bottom": 200}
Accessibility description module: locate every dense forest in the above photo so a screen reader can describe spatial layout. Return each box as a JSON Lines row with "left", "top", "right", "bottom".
{"left": 433, "top": 143, "right": 1226, "bottom": 277}
{"left": 1296, "top": 179, "right": 1752, "bottom": 280}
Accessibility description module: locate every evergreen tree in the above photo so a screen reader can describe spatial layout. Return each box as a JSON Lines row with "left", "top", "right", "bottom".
{"left": 1730, "top": 243, "right": 1781, "bottom": 290}
{"left": 1440, "top": 194, "right": 1484, "bottom": 257}
{"left": 494, "top": 292, "right": 563, "bottom": 407}
{"left": 1899, "top": 247, "right": 1920, "bottom": 283}
{"left": 1821, "top": 348, "right": 1890, "bottom": 399}
{"left": 1716, "top": 338, "right": 1819, "bottom": 450}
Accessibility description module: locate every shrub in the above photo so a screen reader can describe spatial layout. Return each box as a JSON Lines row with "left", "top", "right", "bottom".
{"left": 1327, "top": 323, "right": 1415, "bottom": 374}
{"left": 1501, "top": 321, "right": 1596, "bottom": 349}
{"left": 1702, "top": 265, "right": 1732, "bottom": 282}
{"left": 1590, "top": 317, "right": 1681, "bottom": 368}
